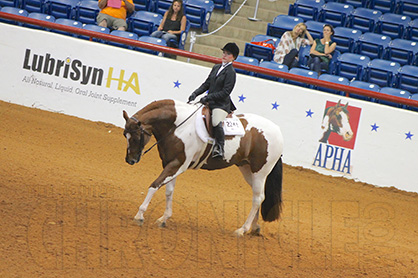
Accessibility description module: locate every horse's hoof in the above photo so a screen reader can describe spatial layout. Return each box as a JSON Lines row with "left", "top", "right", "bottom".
{"left": 155, "top": 217, "right": 167, "bottom": 228}
{"left": 250, "top": 227, "right": 261, "bottom": 236}
{"left": 234, "top": 228, "right": 245, "bottom": 237}
{"left": 133, "top": 218, "right": 144, "bottom": 226}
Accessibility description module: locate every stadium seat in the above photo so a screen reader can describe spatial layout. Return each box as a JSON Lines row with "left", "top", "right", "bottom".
{"left": 108, "top": 30, "right": 139, "bottom": 49}
{"left": 338, "top": 0, "right": 368, "bottom": 8}
{"left": 21, "top": 0, "right": 46, "bottom": 13}
{"left": 318, "top": 2, "right": 354, "bottom": 27}
{"left": 137, "top": 35, "right": 167, "bottom": 55}
{"left": 368, "top": 0, "right": 397, "bottom": 13}
{"left": 184, "top": 0, "right": 214, "bottom": 33}
{"left": 355, "top": 32, "right": 391, "bottom": 59}
{"left": 387, "top": 38, "right": 418, "bottom": 66}
{"left": 244, "top": 34, "right": 279, "bottom": 62}
{"left": 378, "top": 87, "right": 411, "bottom": 108}
{"left": 397, "top": 65, "right": 418, "bottom": 94}
{"left": 155, "top": 0, "right": 173, "bottom": 16}
{"left": 80, "top": 24, "right": 110, "bottom": 42}
{"left": 287, "top": 68, "right": 318, "bottom": 88}
{"left": 132, "top": 0, "right": 153, "bottom": 12}
{"left": 348, "top": 80, "right": 380, "bottom": 101}
{"left": 346, "top": 7, "right": 382, "bottom": 33}
{"left": 408, "top": 93, "right": 418, "bottom": 111}
{"left": 267, "top": 15, "right": 303, "bottom": 38}
{"left": 288, "top": 0, "right": 325, "bottom": 22}
{"left": 375, "top": 13, "right": 411, "bottom": 39}
{"left": 212, "top": 0, "right": 231, "bottom": 14}
{"left": 168, "top": 19, "right": 190, "bottom": 49}
{"left": 396, "top": 0, "right": 418, "bottom": 20}
{"left": 405, "top": 19, "right": 418, "bottom": 41}
{"left": 0, "top": 0, "right": 18, "bottom": 8}
{"left": 317, "top": 74, "right": 350, "bottom": 95}
{"left": 364, "top": 59, "right": 401, "bottom": 88}
{"left": 0, "top": 6, "right": 28, "bottom": 25}
{"left": 52, "top": 18, "right": 83, "bottom": 37}
{"left": 335, "top": 52, "right": 370, "bottom": 80}
{"left": 256, "top": 61, "right": 288, "bottom": 82}
{"left": 128, "top": 11, "right": 162, "bottom": 36}
{"left": 25, "top": 12, "right": 55, "bottom": 30}
{"left": 74, "top": 0, "right": 100, "bottom": 25}
{"left": 305, "top": 20, "right": 326, "bottom": 40}
{"left": 333, "top": 27, "right": 362, "bottom": 53}
{"left": 234, "top": 56, "right": 259, "bottom": 76}
{"left": 44, "top": 0, "right": 79, "bottom": 19}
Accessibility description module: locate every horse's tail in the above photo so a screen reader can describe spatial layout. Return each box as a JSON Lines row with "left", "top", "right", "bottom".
{"left": 261, "top": 156, "right": 283, "bottom": 222}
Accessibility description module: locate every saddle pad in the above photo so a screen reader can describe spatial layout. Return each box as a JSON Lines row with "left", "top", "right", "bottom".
{"left": 195, "top": 106, "right": 245, "bottom": 143}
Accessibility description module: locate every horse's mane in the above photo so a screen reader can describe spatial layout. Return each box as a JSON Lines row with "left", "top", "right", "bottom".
{"left": 134, "top": 99, "right": 178, "bottom": 126}
{"left": 322, "top": 102, "right": 349, "bottom": 119}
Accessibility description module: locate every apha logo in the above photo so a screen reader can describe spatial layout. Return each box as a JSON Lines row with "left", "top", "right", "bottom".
{"left": 313, "top": 100, "right": 362, "bottom": 174}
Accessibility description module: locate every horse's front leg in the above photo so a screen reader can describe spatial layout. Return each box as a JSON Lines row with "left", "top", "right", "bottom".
{"left": 155, "top": 178, "right": 176, "bottom": 227}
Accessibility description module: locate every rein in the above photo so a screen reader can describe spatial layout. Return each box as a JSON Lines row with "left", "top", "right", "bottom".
{"left": 137, "top": 103, "right": 204, "bottom": 156}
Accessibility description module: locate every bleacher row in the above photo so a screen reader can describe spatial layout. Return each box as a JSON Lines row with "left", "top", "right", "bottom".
{"left": 239, "top": 0, "right": 418, "bottom": 110}
{"left": 0, "top": 0, "right": 228, "bottom": 52}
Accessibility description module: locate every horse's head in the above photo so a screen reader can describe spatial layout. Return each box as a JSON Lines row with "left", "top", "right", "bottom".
{"left": 321, "top": 100, "right": 353, "bottom": 141}
{"left": 123, "top": 110, "right": 152, "bottom": 165}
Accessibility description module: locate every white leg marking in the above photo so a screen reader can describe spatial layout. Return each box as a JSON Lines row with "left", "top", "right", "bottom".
{"left": 134, "top": 187, "right": 158, "bottom": 225}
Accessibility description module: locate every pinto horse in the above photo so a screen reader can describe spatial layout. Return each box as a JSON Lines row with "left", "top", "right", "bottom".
{"left": 123, "top": 99, "right": 284, "bottom": 236}
{"left": 320, "top": 100, "right": 353, "bottom": 143}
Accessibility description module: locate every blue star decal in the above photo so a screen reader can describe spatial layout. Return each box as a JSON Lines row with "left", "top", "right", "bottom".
{"left": 306, "top": 109, "right": 314, "bottom": 117}
{"left": 371, "top": 123, "right": 379, "bottom": 132}
{"left": 238, "top": 94, "right": 246, "bottom": 102}
{"left": 173, "top": 80, "right": 181, "bottom": 88}
{"left": 271, "top": 102, "right": 279, "bottom": 110}
{"left": 405, "top": 131, "right": 414, "bottom": 140}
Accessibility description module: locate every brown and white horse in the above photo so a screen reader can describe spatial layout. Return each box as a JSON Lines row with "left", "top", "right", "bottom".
{"left": 320, "top": 100, "right": 353, "bottom": 143}
{"left": 123, "top": 99, "right": 284, "bottom": 236}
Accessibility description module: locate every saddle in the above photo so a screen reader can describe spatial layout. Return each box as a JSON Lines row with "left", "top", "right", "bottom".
{"left": 201, "top": 105, "right": 234, "bottom": 138}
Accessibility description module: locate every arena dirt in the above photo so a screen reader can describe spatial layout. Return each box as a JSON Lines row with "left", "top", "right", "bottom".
{"left": 0, "top": 100, "right": 417, "bottom": 277}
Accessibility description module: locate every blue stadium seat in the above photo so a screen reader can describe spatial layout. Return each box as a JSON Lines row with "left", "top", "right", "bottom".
{"left": 368, "top": 0, "right": 397, "bottom": 13}
{"left": 185, "top": 0, "right": 214, "bottom": 33}
{"left": 405, "top": 19, "right": 418, "bottom": 41}
{"left": 387, "top": 38, "right": 418, "bottom": 66}
{"left": 267, "top": 15, "right": 303, "bottom": 38}
{"left": 0, "top": 0, "right": 18, "bottom": 8}
{"left": 333, "top": 27, "right": 362, "bottom": 53}
{"left": 74, "top": 0, "right": 100, "bottom": 25}
{"left": 52, "top": 18, "right": 83, "bottom": 37}
{"left": 378, "top": 87, "right": 411, "bottom": 108}
{"left": 80, "top": 24, "right": 110, "bottom": 42}
{"left": 287, "top": 68, "right": 318, "bottom": 88}
{"left": 355, "top": 32, "right": 391, "bottom": 59}
{"left": 317, "top": 74, "right": 350, "bottom": 95}
{"left": 234, "top": 56, "right": 259, "bottom": 76}
{"left": 132, "top": 0, "right": 152, "bottom": 12}
{"left": 256, "top": 61, "right": 288, "bottom": 82}
{"left": 349, "top": 80, "right": 380, "bottom": 101}
{"left": 364, "top": 59, "right": 401, "bottom": 87}
{"left": 397, "top": 65, "right": 418, "bottom": 94}
{"left": 25, "top": 12, "right": 55, "bottom": 30}
{"left": 318, "top": 2, "right": 354, "bottom": 27}
{"left": 305, "top": 20, "right": 326, "bottom": 40}
{"left": 168, "top": 18, "right": 190, "bottom": 49}
{"left": 128, "top": 11, "right": 162, "bottom": 36}
{"left": 244, "top": 35, "right": 278, "bottom": 62}
{"left": 375, "top": 13, "right": 411, "bottom": 39}
{"left": 137, "top": 35, "right": 167, "bottom": 55}
{"left": 21, "top": 0, "right": 47, "bottom": 13}
{"left": 108, "top": 30, "right": 139, "bottom": 49}
{"left": 347, "top": 7, "right": 382, "bottom": 33}
{"left": 155, "top": 0, "right": 173, "bottom": 16}
{"left": 338, "top": 0, "right": 368, "bottom": 8}
{"left": 335, "top": 52, "right": 370, "bottom": 80}
{"left": 408, "top": 93, "right": 418, "bottom": 111}
{"left": 396, "top": 0, "right": 418, "bottom": 20}
{"left": 288, "top": 0, "right": 324, "bottom": 21}
{"left": 44, "top": 0, "right": 79, "bottom": 19}
{"left": 0, "top": 6, "right": 28, "bottom": 25}
{"left": 213, "top": 0, "right": 231, "bottom": 14}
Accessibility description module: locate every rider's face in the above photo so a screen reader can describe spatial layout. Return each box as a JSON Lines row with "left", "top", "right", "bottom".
{"left": 222, "top": 50, "right": 234, "bottom": 63}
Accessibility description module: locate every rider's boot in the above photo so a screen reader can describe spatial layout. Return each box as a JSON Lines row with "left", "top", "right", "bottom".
{"left": 212, "top": 123, "right": 225, "bottom": 159}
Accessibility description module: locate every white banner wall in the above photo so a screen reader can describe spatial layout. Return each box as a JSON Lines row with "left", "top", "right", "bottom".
{"left": 1, "top": 23, "right": 417, "bottom": 192}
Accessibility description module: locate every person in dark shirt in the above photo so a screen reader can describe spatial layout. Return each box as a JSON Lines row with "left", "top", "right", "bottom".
{"left": 150, "top": 0, "right": 187, "bottom": 47}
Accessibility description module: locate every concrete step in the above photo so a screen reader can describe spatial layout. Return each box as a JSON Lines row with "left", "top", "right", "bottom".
{"left": 209, "top": 15, "right": 268, "bottom": 34}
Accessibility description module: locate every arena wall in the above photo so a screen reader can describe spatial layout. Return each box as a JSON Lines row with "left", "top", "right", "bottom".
{"left": 1, "top": 23, "right": 417, "bottom": 192}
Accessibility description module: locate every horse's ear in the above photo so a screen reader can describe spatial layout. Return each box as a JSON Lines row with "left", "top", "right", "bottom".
{"left": 345, "top": 102, "right": 349, "bottom": 108}
{"left": 337, "top": 99, "right": 341, "bottom": 106}
{"left": 123, "top": 110, "right": 129, "bottom": 122}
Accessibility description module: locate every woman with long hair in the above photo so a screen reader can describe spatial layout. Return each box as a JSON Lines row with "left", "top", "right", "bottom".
{"left": 308, "top": 24, "right": 337, "bottom": 76}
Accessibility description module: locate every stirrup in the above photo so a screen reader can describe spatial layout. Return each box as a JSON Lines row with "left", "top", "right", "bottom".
{"left": 212, "top": 145, "right": 224, "bottom": 158}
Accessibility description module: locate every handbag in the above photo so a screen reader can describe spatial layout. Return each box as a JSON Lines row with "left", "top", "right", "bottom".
{"left": 250, "top": 39, "right": 276, "bottom": 53}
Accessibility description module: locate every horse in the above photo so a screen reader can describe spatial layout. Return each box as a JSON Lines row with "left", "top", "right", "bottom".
{"left": 122, "top": 99, "right": 284, "bottom": 236}
{"left": 320, "top": 100, "right": 353, "bottom": 143}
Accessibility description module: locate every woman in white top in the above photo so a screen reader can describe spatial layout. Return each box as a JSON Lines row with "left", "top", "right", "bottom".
{"left": 273, "top": 22, "right": 314, "bottom": 69}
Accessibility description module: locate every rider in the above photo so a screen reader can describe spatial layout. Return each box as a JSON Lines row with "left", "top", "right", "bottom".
{"left": 188, "top": 42, "right": 239, "bottom": 159}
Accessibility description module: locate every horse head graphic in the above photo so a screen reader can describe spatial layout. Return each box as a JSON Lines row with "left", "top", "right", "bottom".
{"left": 320, "top": 100, "right": 354, "bottom": 143}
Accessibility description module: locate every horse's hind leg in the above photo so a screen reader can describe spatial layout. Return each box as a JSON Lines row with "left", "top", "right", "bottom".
{"left": 238, "top": 165, "right": 261, "bottom": 235}
{"left": 155, "top": 178, "right": 176, "bottom": 227}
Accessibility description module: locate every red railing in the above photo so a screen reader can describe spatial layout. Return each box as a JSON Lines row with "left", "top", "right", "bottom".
{"left": 1, "top": 11, "right": 418, "bottom": 109}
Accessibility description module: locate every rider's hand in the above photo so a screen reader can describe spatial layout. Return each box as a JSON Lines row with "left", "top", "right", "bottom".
{"left": 200, "top": 96, "right": 209, "bottom": 104}
{"left": 188, "top": 93, "right": 196, "bottom": 102}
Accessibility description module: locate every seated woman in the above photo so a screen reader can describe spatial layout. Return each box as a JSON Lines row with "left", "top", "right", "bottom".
{"left": 150, "top": 0, "right": 187, "bottom": 47}
{"left": 273, "top": 22, "right": 313, "bottom": 69}
{"left": 308, "top": 24, "right": 337, "bottom": 76}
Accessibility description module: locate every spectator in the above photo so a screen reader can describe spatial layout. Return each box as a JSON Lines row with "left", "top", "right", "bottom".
{"left": 308, "top": 24, "right": 336, "bottom": 76}
{"left": 97, "top": 0, "right": 134, "bottom": 31}
{"left": 151, "top": 0, "right": 187, "bottom": 47}
{"left": 273, "top": 23, "right": 313, "bottom": 69}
